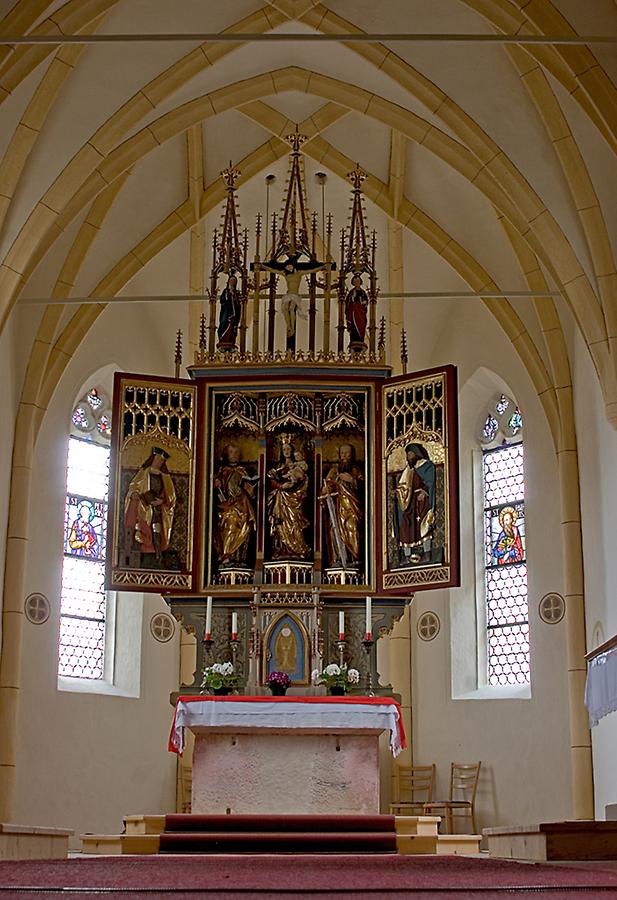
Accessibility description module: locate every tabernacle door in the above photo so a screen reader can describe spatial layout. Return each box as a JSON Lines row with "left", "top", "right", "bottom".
{"left": 379, "top": 365, "right": 459, "bottom": 593}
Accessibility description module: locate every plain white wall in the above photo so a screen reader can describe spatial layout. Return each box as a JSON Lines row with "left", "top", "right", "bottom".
{"left": 9, "top": 301, "right": 185, "bottom": 844}
{"left": 407, "top": 297, "right": 572, "bottom": 830}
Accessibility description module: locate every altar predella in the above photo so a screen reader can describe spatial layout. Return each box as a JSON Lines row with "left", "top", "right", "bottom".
{"left": 106, "top": 131, "right": 460, "bottom": 693}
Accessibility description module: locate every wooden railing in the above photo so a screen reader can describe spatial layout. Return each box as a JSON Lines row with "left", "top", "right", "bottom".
{"left": 585, "top": 633, "right": 617, "bottom": 663}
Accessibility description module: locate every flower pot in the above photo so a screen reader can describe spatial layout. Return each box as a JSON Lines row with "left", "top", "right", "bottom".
{"left": 212, "top": 686, "right": 231, "bottom": 696}
{"left": 328, "top": 686, "right": 346, "bottom": 696}
{"left": 269, "top": 685, "right": 288, "bottom": 697}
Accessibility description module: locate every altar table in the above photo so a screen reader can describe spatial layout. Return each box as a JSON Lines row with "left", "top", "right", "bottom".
{"left": 169, "top": 696, "right": 406, "bottom": 816}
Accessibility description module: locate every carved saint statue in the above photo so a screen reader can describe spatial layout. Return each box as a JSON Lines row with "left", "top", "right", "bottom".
{"left": 267, "top": 439, "right": 310, "bottom": 560}
{"left": 319, "top": 443, "right": 363, "bottom": 568}
{"left": 124, "top": 446, "right": 176, "bottom": 564}
{"left": 344, "top": 273, "right": 369, "bottom": 348}
{"left": 396, "top": 443, "right": 436, "bottom": 564}
{"left": 214, "top": 442, "right": 257, "bottom": 567}
{"left": 217, "top": 273, "right": 242, "bottom": 350}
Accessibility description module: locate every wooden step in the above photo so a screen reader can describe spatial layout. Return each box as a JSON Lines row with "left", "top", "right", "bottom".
{"left": 81, "top": 833, "right": 160, "bottom": 855}
{"left": 123, "top": 815, "right": 166, "bottom": 835}
{"left": 437, "top": 834, "right": 482, "bottom": 855}
{"left": 396, "top": 833, "right": 439, "bottom": 854}
{"left": 395, "top": 816, "right": 441, "bottom": 837}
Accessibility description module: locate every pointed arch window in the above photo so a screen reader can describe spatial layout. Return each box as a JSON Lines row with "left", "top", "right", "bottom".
{"left": 58, "top": 387, "right": 112, "bottom": 680}
{"left": 479, "top": 395, "right": 530, "bottom": 686}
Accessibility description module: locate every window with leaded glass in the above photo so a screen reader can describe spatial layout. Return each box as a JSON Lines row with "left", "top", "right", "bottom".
{"left": 480, "top": 395, "right": 530, "bottom": 686}
{"left": 59, "top": 388, "right": 112, "bottom": 680}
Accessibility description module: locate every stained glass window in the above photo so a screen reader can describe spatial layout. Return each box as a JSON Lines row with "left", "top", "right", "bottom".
{"left": 495, "top": 394, "right": 510, "bottom": 415}
{"left": 482, "top": 441, "right": 530, "bottom": 686}
{"left": 507, "top": 408, "right": 523, "bottom": 435}
{"left": 482, "top": 414, "right": 498, "bottom": 442}
{"left": 71, "top": 406, "right": 90, "bottom": 431}
{"left": 97, "top": 414, "right": 111, "bottom": 436}
{"left": 59, "top": 432, "right": 110, "bottom": 680}
{"left": 87, "top": 388, "right": 103, "bottom": 410}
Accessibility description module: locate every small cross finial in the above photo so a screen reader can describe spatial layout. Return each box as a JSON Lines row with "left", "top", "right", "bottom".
{"left": 221, "top": 163, "right": 241, "bottom": 189}
{"left": 286, "top": 125, "right": 307, "bottom": 153}
{"left": 347, "top": 163, "right": 367, "bottom": 190}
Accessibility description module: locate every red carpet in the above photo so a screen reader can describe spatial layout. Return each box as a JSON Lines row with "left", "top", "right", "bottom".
{"left": 1, "top": 854, "right": 617, "bottom": 898}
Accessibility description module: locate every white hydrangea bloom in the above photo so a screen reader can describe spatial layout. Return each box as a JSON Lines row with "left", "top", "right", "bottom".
{"left": 347, "top": 668, "right": 360, "bottom": 684}
{"left": 324, "top": 663, "right": 341, "bottom": 676}
{"left": 211, "top": 663, "right": 226, "bottom": 674}
{"left": 221, "top": 662, "right": 234, "bottom": 675}
{"left": 311, "top": 669, "right": 321, "bottom": 684}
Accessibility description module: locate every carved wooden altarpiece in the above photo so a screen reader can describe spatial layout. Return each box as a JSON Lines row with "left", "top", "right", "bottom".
{"left": 106, "top": 142, "right": 460, "bottom": 692}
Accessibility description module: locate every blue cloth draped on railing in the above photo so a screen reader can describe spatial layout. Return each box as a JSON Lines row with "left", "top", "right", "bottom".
{"left": 585, "top": 644, "right": 617, "bottom": 727}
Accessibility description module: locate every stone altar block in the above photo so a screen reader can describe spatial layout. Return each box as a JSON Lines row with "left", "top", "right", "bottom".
{"left": 170, "top": 696, "right": 406, "bottom": 816}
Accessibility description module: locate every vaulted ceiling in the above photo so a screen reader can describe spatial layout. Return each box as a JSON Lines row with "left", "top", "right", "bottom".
{"left": 1, "top": 0, "right": 616, "bottom": 440}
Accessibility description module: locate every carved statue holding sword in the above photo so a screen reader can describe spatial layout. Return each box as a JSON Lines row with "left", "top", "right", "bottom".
{"left": 319, "top": 443, "right": 363, "bottom": 569}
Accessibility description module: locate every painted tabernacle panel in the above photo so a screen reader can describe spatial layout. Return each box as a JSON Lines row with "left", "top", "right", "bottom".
{"left": 381, "top": 366, "right": 459, "bottom": 591}
{"left": 107, "top": 375, "right": 199, "bottom": 592}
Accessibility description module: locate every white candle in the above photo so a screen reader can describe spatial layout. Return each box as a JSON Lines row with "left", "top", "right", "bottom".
{"left": 205, "top": 595, "right": 212, "bottom": 637}
{"left": 365, "top": 596, "right": 372, "bottom": 639}
{"left": 231, "top": 611, "right": 238, "bottom": 639}
{"left": 338, "top": 610, "right": 345, "bottom": 640}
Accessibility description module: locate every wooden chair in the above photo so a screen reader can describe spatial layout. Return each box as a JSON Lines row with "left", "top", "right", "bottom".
{"left": 389, "top": 764, "right": 436, "bottom": 815}
{"left": 422, "top": 761, "right": 481, "bottom": 833}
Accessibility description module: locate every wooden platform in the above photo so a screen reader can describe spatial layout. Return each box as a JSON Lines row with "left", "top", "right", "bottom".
{"left": 0, "top": 823, "right": 73, "bottom": 859}
{"left": 484, "top": 821, "right": 617, "bottom": 861}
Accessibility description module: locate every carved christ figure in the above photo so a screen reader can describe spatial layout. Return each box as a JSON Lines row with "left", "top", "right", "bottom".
{"left": 262, "top": 252, "right": 323, "bottom": 351}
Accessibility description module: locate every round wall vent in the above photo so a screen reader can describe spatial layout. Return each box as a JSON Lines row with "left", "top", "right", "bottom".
{"left": 417, "top": 611, "right": 440, "bottom": 641}
{"left": 24, "top": 593, "right": 50, "bottom": 625}
{"left": 150, "top": 612, "right": 176, "bottom": 643}
{"left": 539, "top": 592, "right": 565, "bottom": 625}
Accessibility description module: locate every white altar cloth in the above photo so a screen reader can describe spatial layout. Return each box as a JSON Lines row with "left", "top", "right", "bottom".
{"left": 169, "top": 695, "right": 406, "bottom": 757}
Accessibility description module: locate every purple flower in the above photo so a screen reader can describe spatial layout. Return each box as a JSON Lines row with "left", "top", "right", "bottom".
{"left": 267, "top": 671, "right": 291, "bottom": 687}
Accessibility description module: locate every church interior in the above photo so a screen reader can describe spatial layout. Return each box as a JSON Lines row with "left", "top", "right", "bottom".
{"left": 1, "top": 0, "right": 617, "bottom": 893}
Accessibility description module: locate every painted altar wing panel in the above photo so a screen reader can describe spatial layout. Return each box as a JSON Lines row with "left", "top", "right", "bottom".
{"left": 379, "top": 365, "right": 460, "bottom": 592}
{"left": 106, "top": 372, "right": 201, "bottom": 593}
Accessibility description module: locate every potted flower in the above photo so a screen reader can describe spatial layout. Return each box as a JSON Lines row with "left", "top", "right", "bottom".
{"left": 266, "top": 671, "right": 291, "bottom": 696}
{"left": 201, "top": 662, "right": 240, "bottom": 695}
{"left": 312, "top": 663, "right": 360, "bottom": 695}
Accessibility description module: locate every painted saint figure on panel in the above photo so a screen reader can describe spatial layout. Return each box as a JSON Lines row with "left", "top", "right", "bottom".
{"left": 396, "top": 443, "right": 436, "bottom": 565}
{"left": 124, "top": 446, "right": 176, "bottom": 564}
